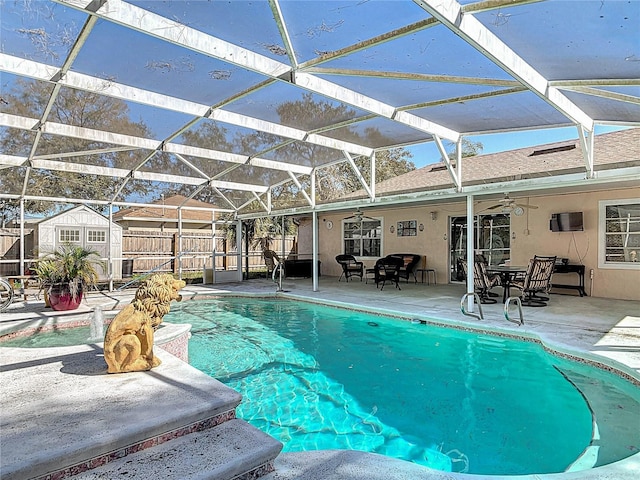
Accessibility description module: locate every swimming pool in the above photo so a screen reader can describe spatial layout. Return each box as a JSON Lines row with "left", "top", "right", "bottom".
{"left": 162, "top": 297, "right": 640, "bottom": 476}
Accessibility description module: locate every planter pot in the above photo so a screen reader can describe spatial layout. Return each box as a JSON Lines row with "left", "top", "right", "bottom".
{"left": 48, "top": 283, "right": 83, "bottom": 311}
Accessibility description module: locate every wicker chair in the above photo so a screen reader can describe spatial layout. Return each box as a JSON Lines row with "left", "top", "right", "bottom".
{"left": 512, "top": 256, "right": 556, "bottom": 306}
{"left": 374, "top": 256, "right": 403, "bottom": 290}
{"left": 335, "top": 254, "right": 364, "bottom": 282}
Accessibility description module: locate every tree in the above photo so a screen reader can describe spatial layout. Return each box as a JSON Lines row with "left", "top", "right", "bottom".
{"left": 447, "top": 138, "right": 483, "bottom": 160}
{"left": 0, "top": 200, "right": 19, "bottom": 228}
{"left": 216, "top": 213, "right": 297, "bottom": 279}
{"left": 228, "top": 94, "right": 415, "bottom": 205}
{"left": 0, "top": 79, "right": 153, "bottom": 219}
{"left": 173, "top": 93, "right": 416, "bottom": 254}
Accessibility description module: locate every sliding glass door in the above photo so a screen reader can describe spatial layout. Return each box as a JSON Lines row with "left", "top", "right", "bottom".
{"left": 449, "top": 214, "right": 511, "bottom": 282}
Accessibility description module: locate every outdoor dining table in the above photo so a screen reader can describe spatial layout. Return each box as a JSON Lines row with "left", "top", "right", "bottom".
{"left": 486, "top": 265, "right": 528, "bottom": 303}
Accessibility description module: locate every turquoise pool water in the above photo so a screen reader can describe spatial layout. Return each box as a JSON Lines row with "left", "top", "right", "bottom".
{"left": 0, "top": 325, "right": 102, "bottom": 347}
{"left": 3, "top": 298, "right": 638, "bottom": 475}
{"left": 163, "top": 298, "right": 640, "bottom": 476}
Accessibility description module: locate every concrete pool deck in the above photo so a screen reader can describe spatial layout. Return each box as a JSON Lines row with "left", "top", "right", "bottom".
{"left": 1, "top": 277, "right": 639, "bottom": 479}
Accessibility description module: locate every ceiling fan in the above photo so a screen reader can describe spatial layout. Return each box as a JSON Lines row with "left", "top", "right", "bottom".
{"left": 343, "top": 207, "right": 376, "bottom": 222}
{"left": 486, "top": 193, "right": 538, "bottom": 216}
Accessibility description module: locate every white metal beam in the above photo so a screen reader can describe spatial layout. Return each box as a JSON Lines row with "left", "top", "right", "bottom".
{"left": 251, "top": 192, "right": 270, "bottom": 213}
{"left": 558, "top": 86, "right": 640, "bottom": 106}
{"left": 287, "top": 171, "right": 313, "bottom": 207}
{"left": 56, "top": 0, "right": 291, "bottom": 77}
{"left": 433, "top": 135, "right": 462, "bottom": 192}
{"left": 0, "top": 112, "right": 314, "bottom": 176}
{"left": 269, "top": 0, "right": 298, "bottom": 69}
{"left": 0, "top": 53, "right": 375, "bottom": 159}
{"left": 0, "top": 155, "right": 28, "bottom": 167}
{"left": 577, "top": 126, "right": 595, "bottom": 179}
{"left": 344, "top": 152, "right": 373, "bottom": 200}
{"left": 294, "top": 72, "right": 460, "bottom": 142}
{"left": 14, "top": 157, "right": 267, "bottom": 193}
{"left": 413, "top": 0, "right": 594, "bottom": 131}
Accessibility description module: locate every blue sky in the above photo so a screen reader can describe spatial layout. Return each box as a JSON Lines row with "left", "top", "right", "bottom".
{"left": 406, "top": 125, "right": 630, "bottom": 168}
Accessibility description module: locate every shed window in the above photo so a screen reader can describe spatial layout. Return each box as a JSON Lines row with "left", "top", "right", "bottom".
{"left": 599, "top": 199, "right": 640, "bottom": 269}
{"left": 59, "top": 229, "right": 80, "bottom": 243}
{"left": 87, "top": 230, "right": 106, "bottom": 243}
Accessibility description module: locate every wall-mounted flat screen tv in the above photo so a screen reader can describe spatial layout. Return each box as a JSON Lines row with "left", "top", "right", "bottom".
{"left": 550, "top": 212, "right": 584, "bottom": 232}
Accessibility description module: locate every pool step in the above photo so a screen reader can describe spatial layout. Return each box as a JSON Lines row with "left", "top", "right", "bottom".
{"left": 0, "top": 345, "right": 280, "bottom": 480}
{"left": 73, "top": 419, "right": 283, "bottom": 480}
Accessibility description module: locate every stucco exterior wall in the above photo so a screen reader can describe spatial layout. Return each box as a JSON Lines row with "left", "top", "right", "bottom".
{"left": 309, "top": 187, "right": 639, "bottom": 301}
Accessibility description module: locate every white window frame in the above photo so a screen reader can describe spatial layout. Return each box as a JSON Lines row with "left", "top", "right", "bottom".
{"left": 342, "top": 217, "right": 383, "bottom": 259}
{"left": 86, "top": 229, "right": 106, "bottom": 243}
{"left": 598, "top": 198, "right": 640, "bottom": 270}
{"left": 58, "top": 228, "right": 80, "bottom": 243}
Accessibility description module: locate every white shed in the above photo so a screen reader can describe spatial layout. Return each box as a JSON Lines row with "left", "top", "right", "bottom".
{"left": 34, "top": 205, "right": 123, "bottom": 280}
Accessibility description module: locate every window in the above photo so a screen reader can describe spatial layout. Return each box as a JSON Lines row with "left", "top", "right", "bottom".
{"left": 397, "top": 220, "right": 417, "bottom": 236}
{"left": 343, "top": 219, "right": 381, "bottom": 257}
{"left": 87, "top": 230, "right": 106, "bottom": 243}
{"left": 599, "top": 199, "right": 640, "bottom": 269}
{"left": 59, "top": 229, "right": 80, "bottom": 243}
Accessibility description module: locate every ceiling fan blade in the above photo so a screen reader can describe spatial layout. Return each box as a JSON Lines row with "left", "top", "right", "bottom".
{"left": 514, "top": 203, "right": 538, "bottom": 209}
{"left": 486, "top": 204, "right": 503, "bottom": 210}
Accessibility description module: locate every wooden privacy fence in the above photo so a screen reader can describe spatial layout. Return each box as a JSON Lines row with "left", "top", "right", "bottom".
{"left": 0, "top": 229, "right": 296, "bottom": 278}
{"left": 121, "top": 231, "right": 297, "bottom": 276}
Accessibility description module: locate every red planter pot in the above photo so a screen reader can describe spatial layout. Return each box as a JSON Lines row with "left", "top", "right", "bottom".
{"left": 48, "top": 284, "right": 83, "bottom": 311}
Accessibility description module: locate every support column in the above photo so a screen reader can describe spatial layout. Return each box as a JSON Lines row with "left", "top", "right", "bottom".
{"left": 108, "top": 204, "right": 113, "bottom": 292}
{"left": 19, "top": 198, "right": 24, "bottom": 277}
{"left": 313, "top": 210, "right": 318, "bottom": 292}
{"left": 178, "top": 208, "right": 183, "bottom": 279}
{"left": 466, "top": 194, "right": 475, "bottom": 313}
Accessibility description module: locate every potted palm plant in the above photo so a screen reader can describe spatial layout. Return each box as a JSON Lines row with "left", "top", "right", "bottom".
{"left": 32, "top": 258, "right": 58, "bottom": 307}
{"left": 36, "top": 244, "right": 106, "bottom": 311}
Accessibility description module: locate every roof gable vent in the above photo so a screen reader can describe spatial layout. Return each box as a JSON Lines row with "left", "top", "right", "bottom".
{"left": 529, "top": 144, "right": 576, "bottom": 157}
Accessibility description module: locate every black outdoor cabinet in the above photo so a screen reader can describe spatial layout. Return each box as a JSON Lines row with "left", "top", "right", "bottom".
{"left": 284, "top": 259, "right": 321, "bottom": 278}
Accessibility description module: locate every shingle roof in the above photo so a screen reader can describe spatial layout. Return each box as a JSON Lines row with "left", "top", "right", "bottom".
{"left": 112, "top": 195, "right": 217, "bottom": 222}
{"left": 371, "top": 128, "right": 640, "bottom": 197}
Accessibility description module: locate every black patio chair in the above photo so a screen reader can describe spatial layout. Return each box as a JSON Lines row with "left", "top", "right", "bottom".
{"left": 374, "top": 256, "right": 403, "bottom": 290}
{"left": 335, "top": 254, "right": 364, "bottom": 282}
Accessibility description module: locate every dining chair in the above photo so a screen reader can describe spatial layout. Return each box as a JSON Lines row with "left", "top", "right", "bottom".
{"left": 461, "top": 260, "right": 500, "bottom": 303}
{"left": 512, "top": 256, "right": 557, "bottom": 306}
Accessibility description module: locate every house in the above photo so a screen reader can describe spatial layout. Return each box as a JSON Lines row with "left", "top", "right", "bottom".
{"left": 112, "top": 194, "right": 219, "bottom": 232}
{"left": 306, "top": 128, "right": 640, "bottom": 301}
{"left": 112, "top": 195, "right": 223, "bottom": 278}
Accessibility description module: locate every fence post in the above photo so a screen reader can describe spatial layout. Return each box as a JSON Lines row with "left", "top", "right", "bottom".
{"left": 173, "top": 233, "right": 178, "bottom": 274}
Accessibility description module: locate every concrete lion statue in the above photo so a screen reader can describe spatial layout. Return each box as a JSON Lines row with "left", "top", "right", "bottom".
{"left": 104, "top": 273, "right": 186, "bottom": 374}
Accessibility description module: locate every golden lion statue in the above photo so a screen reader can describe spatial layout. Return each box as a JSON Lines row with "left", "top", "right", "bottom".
{"left": 104, "top": 273, "right": 186, "bottom": 374}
